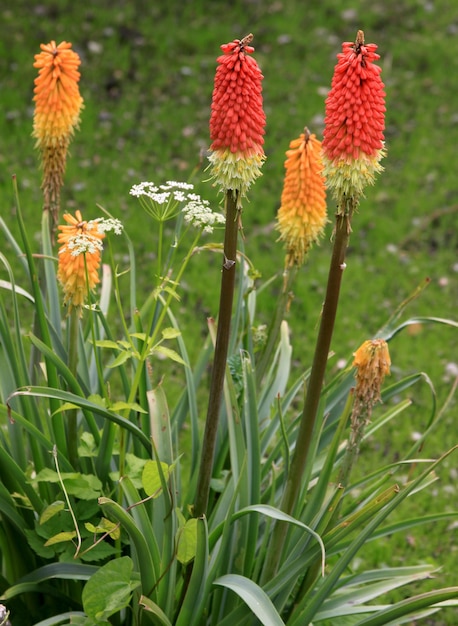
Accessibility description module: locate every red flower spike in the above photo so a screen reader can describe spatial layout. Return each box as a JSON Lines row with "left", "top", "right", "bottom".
{"left": 322, "top": 30, "right": 386, "bottom": 202}
{"left": 208, "top": 34, "right": 266, "bottom": 205}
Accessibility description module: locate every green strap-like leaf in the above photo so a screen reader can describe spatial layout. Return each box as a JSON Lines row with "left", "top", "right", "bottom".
{"left": 214, "top": 574, "right": 286, "bottom": 626}
{"left": 174, "top": 516, "right": 208, "bottom": 626}
{"left": 355, "top": 587, "right": 458, "bottom": 626}
{"left": 98, "top": 497, "right": 157, "bottom": 595}
{"left": 139, "top": 595, "right": 173, "bottom": 626}
{"left": 9, "top": 386, "right": 152, "bottom": 454}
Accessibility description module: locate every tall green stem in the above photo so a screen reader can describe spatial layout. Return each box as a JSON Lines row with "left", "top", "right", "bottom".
{"left": 194, "top": 191, "right": 239, "bottom": 518}
{"left": 256, "top": 265, "right": 297, "bottom": 385}
{"left": 262, "top": 209, "right": 352, "bottom": 582}
{"left": 66, "top": 307, "right": 80, "bottom": 469}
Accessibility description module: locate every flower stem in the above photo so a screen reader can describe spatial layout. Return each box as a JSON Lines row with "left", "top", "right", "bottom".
{"left": 256, "top": 265, "right": 297, "bottom": 385}
{"left": 67, "top": 307, "right": 80, "bottom": 469}
{"left": 194, "top": 190, "right": 239, "bottom": 518}
{"left": 262, "top": 209, "right": 352, "bottom": 581}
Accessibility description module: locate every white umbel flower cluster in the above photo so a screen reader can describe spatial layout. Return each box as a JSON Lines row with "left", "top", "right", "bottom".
{"left": 60, "top": 217, "right": 123, "bottom": 257}
{"left": 130, "top": 180, "right": 224, "bottom": 232}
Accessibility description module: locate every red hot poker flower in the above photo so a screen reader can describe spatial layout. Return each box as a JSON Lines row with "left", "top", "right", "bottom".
{"left": 33, "top": 41, "right": 84, "bottom": 226}
{"left": 322, "top": 30, "right": 386, "bottom": 202}
{"left": 208, "top": 34, "right": 266, "bottom": 205}
{"left": 277, "top": 128, "right": 327, "bottom": 267}
{"left": 57, "top": 211, "right": 122, "bottom": 314}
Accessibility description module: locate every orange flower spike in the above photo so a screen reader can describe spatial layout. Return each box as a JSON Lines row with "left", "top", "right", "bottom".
{"left": 277, "top": 129, "right": 327, "bottom": 266}
{"left": 322, "top": 30, "right": 386, "bottom": 204}
{"left": 208, "top": 34, "right": 266, "bottom": 206}
{"left": 33, "top": 41, "right": 84, "bottom": 227}
{"left": 33, "top": 41, "right": 83, "bottom": 145}
{"left": 56, "top": 211, "right": 122, "bottom": 315}
{"left": 57, "top": 211, "right": 104, "bottom": 313}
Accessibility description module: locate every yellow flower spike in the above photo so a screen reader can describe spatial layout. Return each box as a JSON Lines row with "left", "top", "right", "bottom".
{"left": 276, "top": 128, "right": 327, "bottom": 267}
{"left": 33, "top": 41, "right": 84, "bottom": 228}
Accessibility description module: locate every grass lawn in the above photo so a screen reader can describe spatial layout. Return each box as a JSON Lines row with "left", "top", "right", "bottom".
{"left": 1, "top": 0, "right": 457, "bottom": 623}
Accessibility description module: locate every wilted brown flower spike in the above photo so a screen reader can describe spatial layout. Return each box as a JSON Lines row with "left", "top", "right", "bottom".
{"left": 353, "top": 338, "right": 391, "bottom": 410}
{"left": 33, "top": 41, "right": 84, "bottom": 227}
{"left": 339, "top": 338, "right": 391, "bottom": 486}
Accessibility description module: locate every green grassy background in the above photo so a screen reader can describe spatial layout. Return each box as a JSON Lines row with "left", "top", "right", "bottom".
{"left": 1, "top": 0, "right": 457, "bottom": 623}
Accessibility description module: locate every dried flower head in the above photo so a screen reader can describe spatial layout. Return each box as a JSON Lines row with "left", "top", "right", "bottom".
{"left": 277, "top": 128, "right": 327, "bottom": 266}
{"left": 322, "top": 30, "right": 386, "bottom": 206}
{"left": 339, "top": 338, "right": 391, "bottom": 486}
{"left": 57, "top": 210, "right": 122, "bottom": 314}
{"left": 33, "top": 41, "right": 84, "bottom": 226}
{"left": 353, "top": 338, "right": 391, "bottom": 410}
{"left": 208, "top": 34, "right": 266, "bottom": 205}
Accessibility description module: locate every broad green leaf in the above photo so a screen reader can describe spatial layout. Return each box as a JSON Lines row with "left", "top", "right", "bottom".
{"left": 82, "top": 556, "right": 141, "bottom": 621}
{"left": 94, "top": 339, "right": 120, "bottom": 349}
{"left": 108, "top": 350, "right": 133, "bottom": 368}
{"left": 110, "top": 453, "right": 148, "bottom": 488}
{"left": 65, "top": 475, "right": 103, "bottom": 500}
{"left": 161, "top": 327, "right": 181, "bottom": 340}
{"left": 161, "top": 285, "right": 180, "bottom": 301}
{"left": 39, "top": 501, "right": 66, "bottom": 524}
{"left": 142, "top": 460, "right": 171, "bottom": 497}
{"left": 44, "top": 531, "right": 77, "bottom": 546}
{"left": 85, "top": 517, "right": 120, "bottom": 540}
{"left": 175, "top": 507, "right": 186, "bottom": 528}
{"left": 152, "top": 345, "right": 186, "bottom": 365}
{"left": 214, "top": 574, "right": 286, "bottom": 626}
{"left": 111, "top": 400, "right": 147, "bottom": 414}
{"left": 78, "top": 433, "right": 98, "bottom": 458}
{"left": 176, "top": 517, "right": 197, "bottom": 565}
{"left": 130, "top": 332, "right": 147, "bottom": 341}
{"left": 34, "top": 469, "right": 77, "bottom": 483}
{"left": 87, "top": 394, "right": 108, "bottom": 407}
{"left": 53, "top": 402, "right": 80, "bottom": 413}
{"left": 24, "top": 528, "right": 56, "bottom": 559}
{"left": 33, "top": 470, "right": 102, "bottom": 500}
